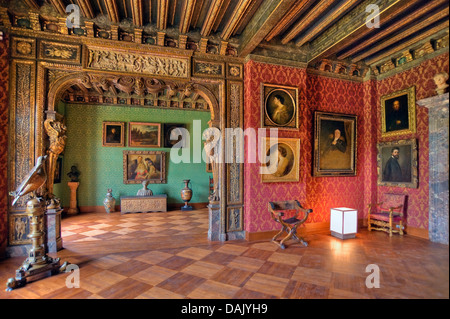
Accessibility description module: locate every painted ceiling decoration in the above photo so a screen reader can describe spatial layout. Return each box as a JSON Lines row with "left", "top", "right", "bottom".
{"left": 0, "top": 0, "right": 449, "bottom": 78}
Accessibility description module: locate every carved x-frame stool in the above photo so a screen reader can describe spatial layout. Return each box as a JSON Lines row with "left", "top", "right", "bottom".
{"left": 268, "top": 200, "right": 313, "bottom": 249}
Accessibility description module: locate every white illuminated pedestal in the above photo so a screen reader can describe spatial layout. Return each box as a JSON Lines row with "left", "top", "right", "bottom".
{"left": 330, "top": 207, "right": 357, "bottom": 239}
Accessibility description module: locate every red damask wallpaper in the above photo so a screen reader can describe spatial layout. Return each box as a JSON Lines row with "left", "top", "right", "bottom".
{"left": 0, "top": 33, "right": 9, "bottom": 257}
{"left": 244, "top": 60, "right": 369, "bottom": 233}
{"left": 376, "top": 52, "right": 449, "bottom": 229}
{"left": 244, "top": 53, "right": 448, "bottom": 234}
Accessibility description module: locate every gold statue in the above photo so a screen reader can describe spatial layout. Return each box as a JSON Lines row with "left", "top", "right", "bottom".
{"left": 203, "top": 128, "right": 221, "bottom": 202}
{"left": 9, "top": 155, "right": 48, "bottom": 207}
{"left": 44, "top": 119, "right": 67, "bottom": 201}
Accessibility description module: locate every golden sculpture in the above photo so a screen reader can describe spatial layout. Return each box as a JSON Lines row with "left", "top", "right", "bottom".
{"left": 44, "top": 119, "right": 67, "bottom": 201}
{"left": 203, "top": 128, "right": 221, "bottom": 202}
{"left": 9, "top": 155, "right": 48, "bottom": 207}
{"left": 6, "top": 156, "right": 68, "bottom": 291}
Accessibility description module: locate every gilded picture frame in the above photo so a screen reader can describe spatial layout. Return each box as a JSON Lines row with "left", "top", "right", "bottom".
{"left": 261, "top": 137, "right": 300, "bottom": 183}
{"left": 377, "top": 138, "right": 418, "bottom": 188}
{"left": 381, "top": 86, "right": 416, "bottom": 138}
{"left": 163, "top": 123, "right": 187, "bottom": 148}
{"left": 313, "top": 112, "right": 357, "bottom": 177}
{"left": 123, "top": 150, "right": 166, "bottom": 184}
{"left": 129, "top": 122, "right": 161, "bottom": 148}
{"left": 261, "top": 83, "right": 299, "bottom": 130}
{"left": 102, "top": 121, "right": 125, "bottom": 147}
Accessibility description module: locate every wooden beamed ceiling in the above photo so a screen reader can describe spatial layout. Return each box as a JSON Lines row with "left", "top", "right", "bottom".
{"left": 6, "top": 0, "right": 450, "bottom": 69}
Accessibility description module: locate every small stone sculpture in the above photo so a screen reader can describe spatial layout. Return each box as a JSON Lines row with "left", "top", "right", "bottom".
{"left": 67, "top": 165, "right": 80, "bottom": 182}
{"left": 433, "top": 72, "right": 449, "bottom": 95}
{"left": 137, "top": 180, "right": 153, "bottom": 196}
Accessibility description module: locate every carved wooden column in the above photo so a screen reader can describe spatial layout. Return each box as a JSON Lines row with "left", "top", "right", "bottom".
{"left": 417, "top": 93, "right": 449, "bottom": 244}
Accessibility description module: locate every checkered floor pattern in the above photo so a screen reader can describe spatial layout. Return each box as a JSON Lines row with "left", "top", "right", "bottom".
{"left": 0, "top": 208, "right": 448, "bottom": 299}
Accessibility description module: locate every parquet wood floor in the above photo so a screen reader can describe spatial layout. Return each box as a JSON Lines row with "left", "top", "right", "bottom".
{"left": 0, "top": 208, "right": 448, "bottom": 299}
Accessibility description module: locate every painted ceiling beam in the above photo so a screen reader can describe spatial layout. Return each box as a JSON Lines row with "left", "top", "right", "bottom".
{"left": 104, "top": 0, "right": 120, "bottom": 23}
{"left": 157, "top": 0, "right": 169, "bottom": 30}
{"left": 23, "top": 0, "right": 40, "bottom": 11}
{"left": 238, "top": 0, "right": 298, "bottom": 57}
{"left": 77, "top": 0, "right": 95, "bottom": 19}
{"left": 201, "top": 0, "right": 226, "bottom": 36}
{"left": 324, "top": 0, "right": 423, "bottom": 59}
{"left": 365, "top": 20, "right": 449, "bottom": 65}
{"left": 307, "top": 0, "right": 405, "bottom": 63}
{"left": 131, "top": 0, "right": 144, "bottom": 26}
{"left": 281, "top": 0, "right": 336, "bottom": 45}
{"left": 352, "top": 7, "right": 449, "bottom": 63}
{"left": 294, "top": 0, "right": 361, "bottom": 48}
{"left": 47, "top": 0, "right": 66, "bottom": 16}
{"left": 338, "top": 0, "right": 448, "bottom": 60}
{"left": 179, "top": 0, "right": 197, "bottom": 33}
{"left": 221, "top": 0, "right": 253, "bottom": 41}
{"left": 264, "top": 0, "right": 310, "bottom": 42}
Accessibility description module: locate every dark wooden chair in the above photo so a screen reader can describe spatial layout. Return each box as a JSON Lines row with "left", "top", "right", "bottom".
{"left": 268, "top": 200, "right": 313, "bottom": 249}
{"left": 367, "top": 193, "right": 406, "bottom": 236}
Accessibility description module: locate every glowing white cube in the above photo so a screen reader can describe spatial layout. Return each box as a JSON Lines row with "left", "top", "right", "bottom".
{"left": 330, "top": 207, "right": 357, "bottom": 239}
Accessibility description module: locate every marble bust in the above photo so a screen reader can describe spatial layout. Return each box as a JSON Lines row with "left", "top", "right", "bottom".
{"left": 137, "top": 180, "right": 153, "bottom": 196}
{"left": 433, "top": 72, "right": 449, "bottom": 95}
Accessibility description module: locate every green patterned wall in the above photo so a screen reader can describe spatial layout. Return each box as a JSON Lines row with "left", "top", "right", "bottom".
{"left": 53, "top": 104, "right": 212, "bottom": 207}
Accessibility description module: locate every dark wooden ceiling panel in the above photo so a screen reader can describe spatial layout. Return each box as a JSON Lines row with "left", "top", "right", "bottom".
{"left": 4, "top": 0, "right": 448, "bottom": 69}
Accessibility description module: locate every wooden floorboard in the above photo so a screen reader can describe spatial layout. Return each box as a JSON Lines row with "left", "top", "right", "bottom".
{"left": 0, "top": 208, "right": 448, "bottom": 299}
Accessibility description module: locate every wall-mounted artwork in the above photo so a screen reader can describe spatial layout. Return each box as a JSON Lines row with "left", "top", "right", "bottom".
{"left": 313, "top": 111, "right": 357, "bottom": 177}
{"left": 261, "top": 83, "right": 298, "bottom": 129}
{"left": 381, "top": 86, "right": 416, "bottom": 137}
{"left": 163, "top": 123, "right": 187, "bottom": 148}
{"left": 54, "top": 156, "right": 63, "bottom": 184}
{"left": 377, "top": 138, "right": 418, "bottom": 188}
{"left": 102, "top": 121, "right": 125, "bottom": 147}
{"left": 123, "top": 150, "right": 166, "bottom": 184}
{"left": 261, "top": 137, "right": 300, "bottom": 183}
{"left": 129, "top": 122, "right": 161, "bottom": 148}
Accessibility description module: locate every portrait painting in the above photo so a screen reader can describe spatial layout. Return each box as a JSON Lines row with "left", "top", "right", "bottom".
{"left": 381, "top": 86, "right": 416, "bottom": 137}
{"left": 163, "top": 123, "right": 187, "bottom": 148}
{"left": 313, "top": 112, "right": 357, "bottom": 177}
{"left": 261, "top": 83, "right": 298, "bottom": 129}
{"left": 129, "top": 122, "right": 161, "bottom": 148}
{"left": 123, "top": 150, "right": 166, "bottom": 184}
{"left": 261, "top": 137, "right": 300, "bottom": 183}
{"left": 54, "top": 156, "right": 63, "bottom": 184}
{"left": 102, "top": 122, "right": 125, "bottom": 147}
{"left": 377, "top": 139, "right": 418, "bottom": 188}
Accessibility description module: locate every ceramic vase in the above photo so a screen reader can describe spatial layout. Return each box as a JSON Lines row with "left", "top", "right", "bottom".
{"left": 103, "top": 189, "right": 116, "bottom": 213}
{"left": 180, "top": 179, "right": 193, "bottom": 211}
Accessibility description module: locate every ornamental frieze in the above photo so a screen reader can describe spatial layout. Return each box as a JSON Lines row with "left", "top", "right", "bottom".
{"left": 85, "top": 47, "right": 190, "bottom": 79}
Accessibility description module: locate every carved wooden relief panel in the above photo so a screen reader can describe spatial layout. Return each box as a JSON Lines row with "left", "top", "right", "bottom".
{"left": 84, "top": 45, "right": 190, "bottom": 79}
{"left": 38, "top": 41, "right": 81, "bottom": 64}
{"left": 11, "top": 37, "right": 36, "bottom": 59}
{"left": 226, "top": 80, "right": 244, "bottom": 233}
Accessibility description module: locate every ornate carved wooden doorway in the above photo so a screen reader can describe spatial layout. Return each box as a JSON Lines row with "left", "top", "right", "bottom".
{"left": 7, "top": 37, "right": 245, "bottom": 255}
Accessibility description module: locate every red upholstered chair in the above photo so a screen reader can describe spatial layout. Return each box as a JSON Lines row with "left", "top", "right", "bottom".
{"left": 367, "top": 193, "right": 407, "bottom": 236}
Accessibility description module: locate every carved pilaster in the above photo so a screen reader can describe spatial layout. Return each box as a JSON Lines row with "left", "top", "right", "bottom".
{"left": 110, "top": 25, "right": 119, "bottom": 41}
{"left": 28, "top": 12, "right": 41, "bottom": 31}
{"left": 178, "top": 34, "right": 187, "bottom": 49}
{"left": 157, "top": 31, "right": 165, "bottom": 46}
{"left": 134, "top": 27, "right": 143, "bottom": 44}
{"left": 84, "top": 21, "right": 95, "bottom": 38}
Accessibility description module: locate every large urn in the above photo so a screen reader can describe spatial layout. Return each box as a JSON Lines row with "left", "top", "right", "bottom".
{"left": 103, "top": 189, "right": 116, "bottom": 213}
{"left": 180, "top": 179, "right": 193, "bottom": 211}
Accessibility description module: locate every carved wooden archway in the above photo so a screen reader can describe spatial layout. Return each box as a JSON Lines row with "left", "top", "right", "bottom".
{"left": 43, "top": 71, "right": 233, "bottom": 242}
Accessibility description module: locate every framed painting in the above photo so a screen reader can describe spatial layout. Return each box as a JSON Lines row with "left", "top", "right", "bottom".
{"left": 377, "top": 138, "right": 418, "bottom": 188}
{"left": 261, "top": 83, "right": 298, "bottom": 130}
{"left": 129, "top": 122, "right": 161, "bottom": 148}
{"left": 381, "top": 86, "right": 416, "bottom": 137}
{"left": 261, "top": 137, "right": 300, "bottom": 183}
{"left": 102, "top": 121, "right": 125, "bottom": 147}
{"left": 313, "top": 112, "right": 357, "bottom": 177}
{"left": 123, "top": 150, "right": 166, "bottom": 184}
{"left": 163, "top": 123, "right": 187, "bottom": 148}
{"left": 54, "top": 156, "right": 63, "bottom": 184}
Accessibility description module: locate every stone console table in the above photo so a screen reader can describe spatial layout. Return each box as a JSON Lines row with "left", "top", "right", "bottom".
{"left": 417, "top": 93, "right": 449, "bottom": 245}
